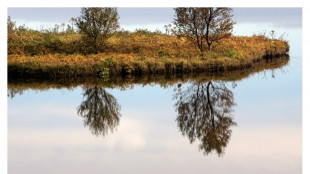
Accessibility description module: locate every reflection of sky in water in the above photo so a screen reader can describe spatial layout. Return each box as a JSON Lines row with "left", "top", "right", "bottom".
{"left": 8, "top": 26, "right": 301, "bottom": 174}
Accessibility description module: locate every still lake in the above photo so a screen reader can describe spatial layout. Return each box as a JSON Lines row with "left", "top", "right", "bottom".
{"left": 8, "top": 44, "right": 302, "bottom": 173}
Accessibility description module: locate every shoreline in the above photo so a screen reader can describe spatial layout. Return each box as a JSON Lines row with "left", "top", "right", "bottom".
{"left": 8, "top": 53, "right": 289, "bottom": 78}
{"left": 8, "top": 54, "right": 289, "bottom": 84}
{"left": 8, "top": 34, "right": 289, "bottom": 78}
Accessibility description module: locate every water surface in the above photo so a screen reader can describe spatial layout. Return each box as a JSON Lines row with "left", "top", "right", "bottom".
{"left": 8, "top": 54, "right": 301, "bottom": 174}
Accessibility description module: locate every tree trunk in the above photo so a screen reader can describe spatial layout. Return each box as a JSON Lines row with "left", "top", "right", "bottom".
{"left": 206, "top": 81, "right": 215, "bottom": 129}
{"left": 207, "top": 43, "right": 211, "bottom": 51}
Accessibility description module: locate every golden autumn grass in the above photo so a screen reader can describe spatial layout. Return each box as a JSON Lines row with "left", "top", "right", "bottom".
{"left": 8, "top": 31, "right": 289, "bottom": 77}
{"left": 8, "top": 55, "right": 289, "bottom": 97}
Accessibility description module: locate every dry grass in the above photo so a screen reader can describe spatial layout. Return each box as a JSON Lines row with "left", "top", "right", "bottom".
{"left": 8, "top": 31, "right": 289, "bottom": 77}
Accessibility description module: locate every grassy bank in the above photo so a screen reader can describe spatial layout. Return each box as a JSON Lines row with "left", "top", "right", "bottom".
{"left": 8, "top": 55, "right": 289, "bottom": 96}
{"left": 8, "top": 29, "right": 289, "bottom": 77}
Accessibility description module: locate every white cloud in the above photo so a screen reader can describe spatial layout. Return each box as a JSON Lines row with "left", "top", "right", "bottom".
{"left": 8, "top": 117, "right": 301, "bottom": 174}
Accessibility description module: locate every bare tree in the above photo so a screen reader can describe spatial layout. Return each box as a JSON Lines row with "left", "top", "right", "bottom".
{"left": 7, "top": 16, "right": 15, "bottom": 34}
{"left": 164, "top": 24, "right": 172, "bottom": 35}
{"left": 70, "top": 17, "right": 76, "bottom": 31}
{"left": 204, "top": 8, "right": 235, "bottom": 51}
{"left": 174, "top": 8, "right": 235, "bottom": 52}
{"left": 174, "top": 8, "right": 206, "bottom": 52}
{"left": 76, "top": 7, "right": 119, "bottom": 53}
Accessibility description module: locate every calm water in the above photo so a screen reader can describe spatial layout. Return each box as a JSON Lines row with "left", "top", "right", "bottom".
{"left": 8, "top": 51, "right": 302, "bottom": 173}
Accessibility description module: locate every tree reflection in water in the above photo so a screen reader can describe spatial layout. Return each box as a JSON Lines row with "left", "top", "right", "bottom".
{"left": 174, "top": 81, "right": 236, "bottom": 156}
{"left": 77, "top": 86, "right": 121, "bottom": 136}
{"left": 7, "top": 88, "right": 23, "bottom": 99}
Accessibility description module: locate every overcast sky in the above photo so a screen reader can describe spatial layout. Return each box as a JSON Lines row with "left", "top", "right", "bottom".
{"left": 8, "top": 8, "right": 302, "bottom": 31}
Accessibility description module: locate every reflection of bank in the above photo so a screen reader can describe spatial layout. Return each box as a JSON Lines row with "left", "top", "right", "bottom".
{"left": 77, "top": 86, "right": 121, "bottom": 136}
{"left": 174, "top": 81, "right": 236, "bottom": 156}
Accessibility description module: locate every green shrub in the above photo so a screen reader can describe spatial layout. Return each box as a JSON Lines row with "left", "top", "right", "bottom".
{"left": 227, "top": 49, "right": 236, "bottom": 58}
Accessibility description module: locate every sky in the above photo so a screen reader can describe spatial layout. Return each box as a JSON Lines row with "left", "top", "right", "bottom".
{"left": 7, "top": 8, "right": 302, "bottom": 32}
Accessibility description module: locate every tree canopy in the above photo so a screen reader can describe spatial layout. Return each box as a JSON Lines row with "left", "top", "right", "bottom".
{"left": 174, "top": 8, "right": 235, "bottom": 52}
{"left": 76, "top": 7, "right": 119, "bottom": 53}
